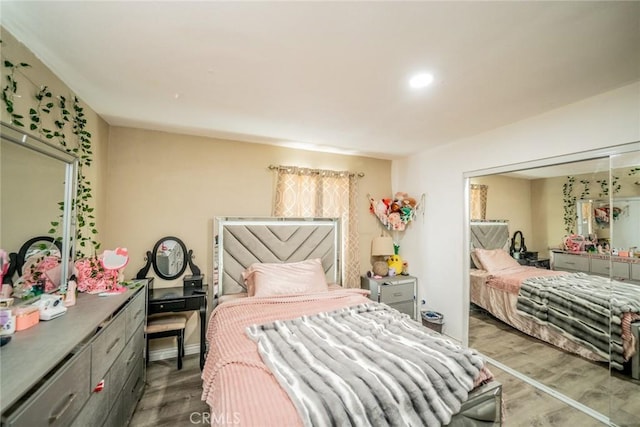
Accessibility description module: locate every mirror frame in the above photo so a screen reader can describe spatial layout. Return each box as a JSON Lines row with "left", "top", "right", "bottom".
{"left": 1, "top": 122, "right": 78, "bottom": 291}
{"left": 151, "top": 236, "right": 188, "bottom": 280}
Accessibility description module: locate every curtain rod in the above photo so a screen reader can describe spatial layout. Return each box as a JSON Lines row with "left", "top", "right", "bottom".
{"left": 268, "top": 164, "right": 364, "bottom": 178}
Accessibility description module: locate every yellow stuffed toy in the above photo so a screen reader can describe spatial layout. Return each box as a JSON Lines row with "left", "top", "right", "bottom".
{"left": 387, "top": 243, "right": 403, "bottom": 275}
{"left": 387, "top": 254, "right": 403, "bottom": 275}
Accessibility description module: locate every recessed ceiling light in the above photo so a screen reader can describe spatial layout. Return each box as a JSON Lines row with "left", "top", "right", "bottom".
{"left": 409, "top": 73, "right": 434, "bottom": 89}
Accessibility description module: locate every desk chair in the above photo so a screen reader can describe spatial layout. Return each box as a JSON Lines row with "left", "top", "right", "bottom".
{"left": 145, "top": 313, "right": 189, "bottom": 370}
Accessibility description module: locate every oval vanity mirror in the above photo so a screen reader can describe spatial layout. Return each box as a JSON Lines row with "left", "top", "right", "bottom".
{"left": 151, "top": 236, "right": 188, "bottom": 280}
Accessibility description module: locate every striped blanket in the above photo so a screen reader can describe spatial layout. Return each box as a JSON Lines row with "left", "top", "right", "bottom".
{"left": 516, "top": 272, "right": 640, "bottom": 370}
{"left": 247, "top": 302, "right": 487, "bottom": 427}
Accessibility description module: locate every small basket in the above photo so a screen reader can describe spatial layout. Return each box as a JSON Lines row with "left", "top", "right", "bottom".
{"left": 421, "top": 310, "right": 444, "bottom": 333}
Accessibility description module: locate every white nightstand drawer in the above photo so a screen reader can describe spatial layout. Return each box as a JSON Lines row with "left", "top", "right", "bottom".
{"left": 380, "top": 282, "right": 414, "bottom": 304}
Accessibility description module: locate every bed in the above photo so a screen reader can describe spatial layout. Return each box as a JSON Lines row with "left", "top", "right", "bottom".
{"left": 201, "top": 217, "right": 503, "bottom": 426}
{"left": 470, "top": 221, "right": 640, "bottom": 379}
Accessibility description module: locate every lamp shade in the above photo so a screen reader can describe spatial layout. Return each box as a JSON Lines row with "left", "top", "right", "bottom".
{"left": 371, "top": 236, "right": 394, "bottom": 256}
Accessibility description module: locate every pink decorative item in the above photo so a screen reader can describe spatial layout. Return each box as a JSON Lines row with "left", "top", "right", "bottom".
{"left": 64, "top": 276, "right": 77, "bottom": 307}
{"left": 75, "top": 251, "right": 126, "bottom": 294}
{"left": 101, "top": 248, "right": 130, "bottom": 293}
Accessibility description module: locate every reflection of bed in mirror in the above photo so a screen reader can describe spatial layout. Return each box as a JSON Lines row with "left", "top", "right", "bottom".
{"left": 202, "top": 217, "right": 503, "bottom": 426}
{"left": 470, "top": 221, "right": 640, "bottom": 380}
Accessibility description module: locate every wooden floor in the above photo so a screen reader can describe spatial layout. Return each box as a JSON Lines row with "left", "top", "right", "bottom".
{"left": 469, "top": 308, "right": 640, "bottom": 427}
{"left": 129, "top": 342, "right": 637, "bottom": 427}
{"left": 129, "top": 355, "right": 209, "bottom": 427}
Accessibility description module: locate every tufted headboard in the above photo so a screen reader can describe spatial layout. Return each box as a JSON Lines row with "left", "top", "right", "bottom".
{"left": 215, "top": 217, "right": 341, "bottom": 296}
{"left": 470, "top": 221, "right": 510, "bottom": 251}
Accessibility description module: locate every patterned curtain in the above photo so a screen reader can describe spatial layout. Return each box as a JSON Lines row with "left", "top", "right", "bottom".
{"left": 272, "top": 166, "right": 361, "bottom": 288}
{"left": 470, "top": 184, "right": 488, "bottom": 220}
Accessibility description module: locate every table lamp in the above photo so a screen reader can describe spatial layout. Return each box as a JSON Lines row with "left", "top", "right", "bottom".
{"left": 371, "top": 236, "right": 394, "bottom": 276}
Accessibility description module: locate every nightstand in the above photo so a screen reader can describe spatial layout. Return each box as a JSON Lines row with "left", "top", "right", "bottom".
{"left": 360, "top": 275, "right": 417, "bottom": 320}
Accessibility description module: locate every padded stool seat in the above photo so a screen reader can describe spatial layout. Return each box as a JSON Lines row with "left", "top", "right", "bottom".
{"left": 145, "top": 313, "right": 188, "bottom": 370}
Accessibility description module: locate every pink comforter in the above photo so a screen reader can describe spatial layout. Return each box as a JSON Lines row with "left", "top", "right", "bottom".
{"left": 201, "top": 289, "right": 373, "bottom": 426}
{"left": 201, "top": 288, "right": 493, "bottom": 426}
{"left": 484, "top": 265, "right": 567, "bottom": 294}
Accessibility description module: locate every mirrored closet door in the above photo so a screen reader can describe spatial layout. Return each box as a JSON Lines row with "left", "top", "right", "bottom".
{"left": 465, "top": 141, "right": 640, "bottom": 426}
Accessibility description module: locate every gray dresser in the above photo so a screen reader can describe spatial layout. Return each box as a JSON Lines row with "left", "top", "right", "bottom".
{"left": 0, "top": 281, "right": 147, "bottom": 427}
{"left": 552, "top": 250, "right": 640, "bottom": 283}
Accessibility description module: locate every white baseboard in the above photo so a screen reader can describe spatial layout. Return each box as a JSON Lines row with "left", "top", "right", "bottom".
{"left": 148, "top": 343, "right": 201, "bottom": 362}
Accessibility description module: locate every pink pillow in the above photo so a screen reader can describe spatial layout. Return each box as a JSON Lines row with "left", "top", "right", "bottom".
{"left": 242, "top": 258, "right": 329, "bottom": 297}
{"left": 473, "top": 248, "right": 520, "bottom": 273}
{"left": 470, "top": 251, "right": 483, "bottom": 270}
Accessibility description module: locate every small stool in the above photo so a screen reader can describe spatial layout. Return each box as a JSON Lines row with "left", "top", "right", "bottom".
{"left": 145, "top": 313, "right": 188, "bottom": 370}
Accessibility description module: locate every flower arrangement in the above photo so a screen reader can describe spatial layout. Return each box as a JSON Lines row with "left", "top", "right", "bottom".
{"left": 12, "top": 254, "right": 62, "bottom": 298}
{"left": 75, "top": 255, "right": 125, "bottom": 294}
{"left": 369, "top": 192, "right": 420, "bottom": 231}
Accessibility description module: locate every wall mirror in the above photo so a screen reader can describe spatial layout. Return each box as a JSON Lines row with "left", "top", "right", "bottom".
{"left": 465, "top": 141, "right": 640, "bottom": 426}
{"left": 136, "top": 236, "right": 201, "bottom": 281}
{"left": 1, "top": 122, "right": 77, "bottom": 295}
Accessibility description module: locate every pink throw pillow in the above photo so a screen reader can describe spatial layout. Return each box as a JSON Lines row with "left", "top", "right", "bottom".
{"left": 473, "top": 248, "right": 520, "bottom": 273}
{"left": 242, "top": 258, "right": 328, "bottom": 297}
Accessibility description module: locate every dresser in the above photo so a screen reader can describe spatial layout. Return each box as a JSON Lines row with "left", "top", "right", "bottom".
{"left": 360, "top": 275, "right": 417, "bottom": 320}
{"left": 552, "top": 250, "right": 640, "bottom": 283}
{"left": 0, "top": 281, "right": 147, "bottom": 427}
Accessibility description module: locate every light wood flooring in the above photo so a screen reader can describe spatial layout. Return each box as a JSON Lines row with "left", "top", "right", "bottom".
{"left": 129, "top": 346, "right": 638, "bottom": 427}
{"left": 469, "top": 307, "right": 640, "bottom": 427}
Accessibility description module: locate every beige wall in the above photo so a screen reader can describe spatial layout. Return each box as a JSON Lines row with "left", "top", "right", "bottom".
{"left": 0, "top": 27, "right": 110, "bottom": 257}
{"left": 470, "top": 175, "right": 533, "bottom": 251}
{"left": 105, "top": 127, "right": 391, "bottom": 348}
{"left": 1, "top": 25, "right": 393, "bottom": 352}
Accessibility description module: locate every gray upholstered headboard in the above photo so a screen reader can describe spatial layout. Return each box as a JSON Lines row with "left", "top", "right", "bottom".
{"left": 470, "top": 221, "right": 510, "bottom": 251}
{"left": 215, "top": 217, "right": 341, "bottom": 296}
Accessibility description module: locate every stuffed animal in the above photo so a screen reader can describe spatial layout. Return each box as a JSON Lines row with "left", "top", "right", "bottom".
{"left": 387, "top": 254, "right": 403, "bottom": 275}
{"left": 387, "top": 212, "right": 404, "bottom": 230}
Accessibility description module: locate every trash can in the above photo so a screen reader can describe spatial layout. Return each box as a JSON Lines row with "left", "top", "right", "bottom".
{"left": 421, "top": 310, "right": 444, "bottom": 333}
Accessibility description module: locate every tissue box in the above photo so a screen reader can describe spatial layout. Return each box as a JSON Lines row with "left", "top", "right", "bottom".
{"left": 14, "top": 306, "right": 40, "bottom": 331}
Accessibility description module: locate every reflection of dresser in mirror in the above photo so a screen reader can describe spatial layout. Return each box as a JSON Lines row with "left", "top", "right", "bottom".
{"left": 156, "top": 241, "right": 183, "bottom": 276}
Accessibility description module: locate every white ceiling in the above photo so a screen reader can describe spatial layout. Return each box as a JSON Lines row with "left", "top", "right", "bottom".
{"left": 1, "top": 1, "right": 639, "bottom": 160}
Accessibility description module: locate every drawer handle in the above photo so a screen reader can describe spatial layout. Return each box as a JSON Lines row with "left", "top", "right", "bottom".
{"left": 106, "top": 337, "right": 121, "bottom": 354}
{"left": 393, "top": 292, "right": 402, "bottom": 297}
{"left": 132, "top": 376, "right": 142, "bottom": 393}
{"left": 134, "top": 309, "right": 143, "bottom": 320}
{"left": 48, "top": 393, "right": 76, "bottom": 424}
{"left": 565, "top": 262, "right": 575, "bottom": 265}
{"left": 126, "top": 350, "right": 137, "bottom": 365}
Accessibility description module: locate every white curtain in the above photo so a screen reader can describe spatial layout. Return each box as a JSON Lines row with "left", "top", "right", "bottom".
{"left": 272, "top": 166, "right": 361, "bottom": 288}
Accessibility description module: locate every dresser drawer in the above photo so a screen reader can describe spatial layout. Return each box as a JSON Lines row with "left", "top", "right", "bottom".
{"left": 125, "top": 290, "right": 146, "bottom": 343}
{"left": 380, "top": 282, "right": 414, "bottom": 304}
{"left": 149, "top": 298, "right": 186, "bottom": 313}
{"left": 553, "top": 253, "right": 589, "bottom": 271}
{"left": 91, "top": 312, "right": 126, "bottom": 387}
{"left": 4, "top": 346, "right": 91, "bottom": 427}
{"left": 121, "top": 356, "right": 145, "bottom": 424}
{"left": 109, "top": 323, "right": 144, "bottom": 407}
{"left": 591, "top": 259, "right": 630, "bottom": 279}
{"left": 389, "top": 300, "right": 416, "bottom": 319}
{"left": 632, "top": 263, "right": 640, "bottom": 281}
{"left": 71, "top": 370, "right": 110, "bottom": 427}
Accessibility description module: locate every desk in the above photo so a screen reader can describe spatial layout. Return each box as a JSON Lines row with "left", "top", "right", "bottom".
{"left": 148, "top": 286, "right": 208, "bottom": 370}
